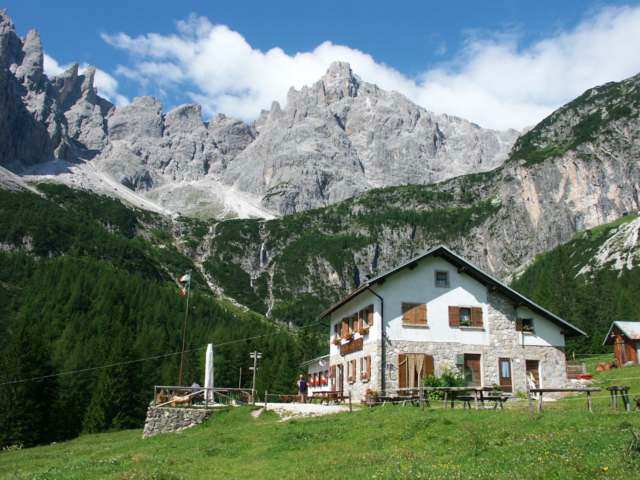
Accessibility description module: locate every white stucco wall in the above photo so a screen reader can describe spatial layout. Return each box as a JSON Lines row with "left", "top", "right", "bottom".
{"left": 378, "top": 257, "right": 489, "bottom": 344}
{"left": 329, "top": 290, "right": 381, "bottom": 356}
{"left": 516, "top": 306, "right": 565, "bottom": 347}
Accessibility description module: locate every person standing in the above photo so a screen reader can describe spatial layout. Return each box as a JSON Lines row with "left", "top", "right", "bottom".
{"left": 297, "top": 374, "right": 308, "bottom": 403}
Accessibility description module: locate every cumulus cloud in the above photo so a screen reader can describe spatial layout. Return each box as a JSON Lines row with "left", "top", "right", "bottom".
{"left": 43, "top": 53, "right": 129, "bottom": 107}
{"left": 103, "top": 6, "right": 640, "bottom": 130}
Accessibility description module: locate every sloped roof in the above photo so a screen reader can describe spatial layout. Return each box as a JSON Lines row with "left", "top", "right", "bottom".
{"left": 603, "top": 321, "right": 640, "bottom": 345}
{"left": 319, "top": 245, "right": 587, "bottom": 337}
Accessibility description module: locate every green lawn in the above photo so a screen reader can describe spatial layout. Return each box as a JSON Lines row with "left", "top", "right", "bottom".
{"left": 3, "top": 364, "right": 640, "bottom": 480}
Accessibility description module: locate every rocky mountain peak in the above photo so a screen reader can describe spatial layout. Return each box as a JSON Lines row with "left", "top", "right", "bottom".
{"left": 320, "top": 61, "right": 360, "bottom": 102}
{"left": 165, "top": 103, "right": 204, "bottom": 132}
{"left": 14, "top": 29, "right": 43, "bottom": 87}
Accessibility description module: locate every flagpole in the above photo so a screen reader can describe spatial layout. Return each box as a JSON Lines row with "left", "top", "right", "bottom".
{"left": 178, "top": 271, "right": 191, "bottom": 386}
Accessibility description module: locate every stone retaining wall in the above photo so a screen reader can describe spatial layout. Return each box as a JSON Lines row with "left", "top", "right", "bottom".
{"left": 142, "top": 406, "right": 213, "bottom": 438}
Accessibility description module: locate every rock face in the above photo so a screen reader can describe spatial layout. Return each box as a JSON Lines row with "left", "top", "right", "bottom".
{"left": 223, "top": 62, "right": 518, "bottom": 214}
{"left": 199, "top": 71, "right": 640, "bottom": 321}
{"left": 0, "top": 12, "right": 518, "bottom": 217}
{"left": 0, "top": 10, "right": 114, "bottom": 169}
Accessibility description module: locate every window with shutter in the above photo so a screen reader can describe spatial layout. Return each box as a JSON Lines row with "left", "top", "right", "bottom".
{"left": 449, "top": 306, "right": 460, "bottom": 327}
{"left": 366, "top": 304, "right": 374, "bottom": 326}
{"left": 341, "top": 318, "right": 349, "bottom": 337}
{"left": 402, "top": 303, "right": 427, "bottom": 326}
{"left": 366, "top": 355, "right": 371, "bottom": 380}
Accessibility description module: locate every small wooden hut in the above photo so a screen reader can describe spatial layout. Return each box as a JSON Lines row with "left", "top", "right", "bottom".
{"left": 603, "top": 321, "right": 640, "bottom": 366}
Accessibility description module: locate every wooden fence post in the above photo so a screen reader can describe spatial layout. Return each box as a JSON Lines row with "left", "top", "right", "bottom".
{"left": 587, "top": 391, "right": 593, "bottom": 413}
{"left": 349, "top": 391, "right": 352, "bottom": 413}
{"left": 528, "top": 393, "right": 534, "bottom": 417}
{"left": 265, "top": 391, "right": 268, "bottom": 411}
{"left": 537, "top": 392, "right": 543, "bottom": 414}
{"left": 419, "top": 388, "right": 424, "bottom": 410}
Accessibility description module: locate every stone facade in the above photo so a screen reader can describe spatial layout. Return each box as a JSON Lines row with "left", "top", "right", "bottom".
{"left": 142, "top": 406, "right": 213, "bottom": 438}
{"left": 332, "top": 290, "right": 568, "bottom": 401}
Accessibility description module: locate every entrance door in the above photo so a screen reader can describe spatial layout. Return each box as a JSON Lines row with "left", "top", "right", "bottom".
{"left": 614, "top": 335, "right": 626, "bottom": 366}
{"left": 398, "top": 354, "right": 434, "bottom": 392}
{"left": 498, "top": 358, "right": 512, "bottom": 392}
{"left": 525, "top": 360, "right": 540, "bottom": 389}
{"left": 464, "top": 354, "right": 482, "bottom": 386}
{"left": 337, "top": 364, "right": 344, "bottom": 393}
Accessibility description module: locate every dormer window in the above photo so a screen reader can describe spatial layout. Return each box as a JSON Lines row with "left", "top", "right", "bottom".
{"left": 435, "top": 270, "right": 450, "bottom": 288}
{"left": 516, "top": 318, "right": 535, "bottom": 334}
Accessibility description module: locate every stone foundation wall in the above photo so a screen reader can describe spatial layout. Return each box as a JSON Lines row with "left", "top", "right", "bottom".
{"left": 142, "top": 406, "right": 213, "bottom": 438}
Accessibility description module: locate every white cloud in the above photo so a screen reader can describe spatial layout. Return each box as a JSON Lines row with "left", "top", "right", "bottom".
{"left": 43, "top": 53, "right": 129, "bottom": 107}
{"left": 103, "top": 6, "right": 640, "bottom": 130}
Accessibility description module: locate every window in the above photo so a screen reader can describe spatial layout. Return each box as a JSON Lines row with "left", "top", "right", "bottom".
{"left": 360, "top": 356, "right": 371, "bottom": 382}
{"left": 348, "top": 359, "right": 357, "bottom": 384}
{"left": 516, "top": 318, "right": 535, "bottom": 334}
{"left": 402, "top": 302, "right": 427, "bottom": 326}
{"left": 435, "top": 270, "right": 450, "bottom": 288}
{"left": 449, "top": 306, "right": 483, "bottom": 328}
{"left": 459, "top": 307, "right": 472, "bottom": 327}
{"left": 341, "top": 318, "right": 349, "bottom": 338}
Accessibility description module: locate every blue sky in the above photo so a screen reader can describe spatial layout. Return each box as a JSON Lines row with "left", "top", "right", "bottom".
{"left": 6, "top": 0, "right": 640, "bottom": 129}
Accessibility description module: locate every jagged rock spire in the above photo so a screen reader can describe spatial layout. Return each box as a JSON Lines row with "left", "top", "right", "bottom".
{"left": 15, "top": 29, "right": 44, "bottom": 86}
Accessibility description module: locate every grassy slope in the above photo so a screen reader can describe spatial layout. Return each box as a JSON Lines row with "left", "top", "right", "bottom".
{"left": 4, "top": 364, "right": 640, "bottom": 480}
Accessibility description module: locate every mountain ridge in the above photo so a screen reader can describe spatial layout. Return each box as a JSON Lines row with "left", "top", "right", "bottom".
{"left": 0, "top": 12, "right": 518, "bottom": 218}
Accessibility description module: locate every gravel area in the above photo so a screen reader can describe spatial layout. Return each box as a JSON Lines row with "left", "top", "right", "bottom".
{"left": 258, "top": 402, "right": 350, "bottom": 421}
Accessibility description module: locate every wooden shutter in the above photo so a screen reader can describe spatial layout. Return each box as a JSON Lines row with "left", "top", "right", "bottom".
{"left": 341, "top": 318, "right": 349, "bottom": 337}
{"left": 367, "top": 355, "right": 372, "bottom": 378}
{"left": 515, "top": 318, "right": 523, "bottom": 332}
{"left": 367, "top": 305, "right": 374, "bottom": 326}
{"left": 423, "top": 354, "right": 434, "bottom": 377}
{"left": 449, "top": 306, "right": 460, "bottom": 327}
{"left": 402, "top": 303, "right": 414, "bottom": 324}
{"left": 398, "top": 354, "right": 407, "bottom": 389}
{"left": 417, "top": 304, "right": 427, "bottom": 325}
{"left": 471, "top": 307, "right": 483, "bottom": 328}
{"left": 403, "top": 303, "right": 426, "bottom": 325}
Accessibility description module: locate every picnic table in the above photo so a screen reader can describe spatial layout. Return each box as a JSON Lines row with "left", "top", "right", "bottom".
{"left": 528, "top": 387, "right": 601, "bottom": 413}
{"left": 607, "top": 386, "right": 631, "bottom": 411}
{"left": 422, "top": 386, "right": 509, "bottom": 410}
{"left": 309, "top": 390, "right": 348, "bottom": 404}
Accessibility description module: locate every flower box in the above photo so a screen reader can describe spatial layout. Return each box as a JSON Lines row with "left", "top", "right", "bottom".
{"left": 357, "top": 326, "right": 370, "bottom": 335}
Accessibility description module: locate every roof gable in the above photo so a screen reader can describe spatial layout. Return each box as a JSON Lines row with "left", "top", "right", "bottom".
{"left": 320, "top": 245, "right": 587, "bottom": 337}
{"left": 603, "top": 321, "right": 640, "bottom": 345}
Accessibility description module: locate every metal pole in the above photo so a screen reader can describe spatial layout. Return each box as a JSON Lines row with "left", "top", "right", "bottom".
{"left": 178, "top": 272, "right": 192, "bottom": 386}
{"left": 239, "top": 367, "right": 242, "bottom": 388}
{"left": 249, "top": 351, "right": 261, "bottom": 405}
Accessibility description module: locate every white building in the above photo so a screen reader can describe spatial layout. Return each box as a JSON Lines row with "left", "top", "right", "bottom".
{"left": 307, "top": 245, "right": 586, "bottom": 401}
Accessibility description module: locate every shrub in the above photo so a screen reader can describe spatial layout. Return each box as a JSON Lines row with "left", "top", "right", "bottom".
{"left": 422, "top": 368, "right": 466, "bottom": 400}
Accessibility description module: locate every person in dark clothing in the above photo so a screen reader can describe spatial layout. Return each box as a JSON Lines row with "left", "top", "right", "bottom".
{"left": 297, "top": 374, "right": 308, "bottom": 403}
